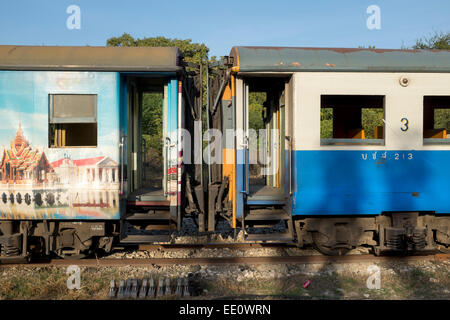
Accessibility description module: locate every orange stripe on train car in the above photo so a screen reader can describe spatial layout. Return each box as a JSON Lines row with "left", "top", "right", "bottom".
{"left": 222, "top": 84, "right": 231, "bottom": 101}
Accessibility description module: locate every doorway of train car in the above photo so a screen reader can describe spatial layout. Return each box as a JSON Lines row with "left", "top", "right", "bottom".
{"left": 126, "top": 76, "right": 169, "bottom": 203}
{"left": 243, "top": 76, "right": 290, "bottom": 204}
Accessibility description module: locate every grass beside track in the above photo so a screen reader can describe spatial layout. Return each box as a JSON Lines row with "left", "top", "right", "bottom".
{"left": 0, "top": 258, "right": 448, "bottom": 300}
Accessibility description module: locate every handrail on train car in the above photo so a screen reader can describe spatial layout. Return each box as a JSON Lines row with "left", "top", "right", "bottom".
{"left": 119, "top": 136, "right": 125, "bottom": 196}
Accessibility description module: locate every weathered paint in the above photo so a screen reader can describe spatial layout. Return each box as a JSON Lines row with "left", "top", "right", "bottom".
{"left": 230, "top": 46, "right": 450, "bottom": 73}
{"left": 0, "top": 45, "right": 181, "bottom": 72}
{"left": 229, "top": 54, "right": 450, "bottom": 219}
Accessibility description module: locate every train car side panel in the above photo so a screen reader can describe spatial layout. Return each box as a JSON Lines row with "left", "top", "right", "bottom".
{"left": 0, "top": 71, "right": 121, "bottom": 220}
{"left": 292, "top": 150, "right": 450, "bottom": 215}
{"left": 291, "top": 72, "right": 450, "bottom": 216}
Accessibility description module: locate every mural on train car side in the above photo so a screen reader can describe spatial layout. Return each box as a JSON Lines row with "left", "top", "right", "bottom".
{"left": 0, "top": 71, "right": 121, "bottom": 220}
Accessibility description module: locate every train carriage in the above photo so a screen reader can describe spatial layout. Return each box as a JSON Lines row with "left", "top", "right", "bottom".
{"left": 208, "top": 46, "right": 450, "bottom": 254}
{"left": 1, "top": 44, "right": 450, "bottom": 260}
{"left": 0, "top": 45, "right": 203, "bottom": 260}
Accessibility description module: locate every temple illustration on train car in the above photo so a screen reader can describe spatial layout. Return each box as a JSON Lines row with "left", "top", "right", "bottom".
{"left": 50, "top": 156, "right": 119, "bottom": 188}
{"left": 0, "top": 122, "right": 120, "bottom": 219}
{"left": 0, "top": 123, "right": 53, "bottom": 184}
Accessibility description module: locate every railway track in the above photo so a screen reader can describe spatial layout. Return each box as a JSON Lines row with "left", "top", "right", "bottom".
{"left": 1, "top": 253, "right": 448, "bottom": 267}
{"left": 137, "top": 243, "right": 297, "bottom": 250}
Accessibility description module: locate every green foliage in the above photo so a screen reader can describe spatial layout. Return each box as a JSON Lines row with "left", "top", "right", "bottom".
{"left": 435, "top": 109, "right": 450, "bottom": 130}
{"left": 362, "top": 108, "right": 384, "bottom": 139}
{"left": 320, "top": 108, "right": 333, "bottom": 138}
{"left": 106, "top": 33, "right": 209, "bottom": 65}
{"left": 141, "top": 92, "right": 163, "bottom": 159}
{"left": 248, "top": 92, "right": 266, "bottom": 131}
{"left": 141, "top": 92, "right": 163, "bottom": 137}
{"left": 320, "top": 108, "right": 384, "bottom": 139}
{"left": 413, "top": 31, "right": 450, "bottom": 50}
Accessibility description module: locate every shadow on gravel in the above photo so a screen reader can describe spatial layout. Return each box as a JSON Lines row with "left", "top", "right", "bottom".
{"left": 187, "top": 262, "right": 348, "bottom": 300}
{"left": 290, "top": 263, "right": 345, "bottom": 300}
{"left": 385, "top": 261, "right": 449, "bottom": 300}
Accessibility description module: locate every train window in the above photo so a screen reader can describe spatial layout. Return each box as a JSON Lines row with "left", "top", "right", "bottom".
{"left": 320, "top": 95, "right": 385, "bottom": 145}
{"left": 423, "top": 96, "right": 450, "bottom": 144}
{"left": 49, "top": 94, "right": 97, "bottom": 147}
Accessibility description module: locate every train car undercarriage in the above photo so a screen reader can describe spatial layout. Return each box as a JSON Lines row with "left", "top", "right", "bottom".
{"left": 0, "top": 212, "right": 449, "bottom": 262}
{"left": 295, "top": 212, "right": 450, "bottom": 255}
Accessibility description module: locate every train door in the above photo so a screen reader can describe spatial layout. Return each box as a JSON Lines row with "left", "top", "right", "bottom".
{"left": 127, "top": 77, "right": 168, "bottom": 202}
{"left": 120, "top": 75, "right": 180, "bottom": 243}
{"left": 235, "top": 75, "right": 294, "bottom": 242}
{"left": 206, "top": 60, "right": 294, "bottom": 239}
{"left": 241, "top": 77, "right": 287, "bottom": 205}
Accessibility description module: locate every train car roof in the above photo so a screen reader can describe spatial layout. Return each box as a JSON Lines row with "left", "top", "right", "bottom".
{"left": 230, "top": 46, "right": 450, "bottom": 73}
{"left": 0, "top": 45, "right": 182, "bottom": 72}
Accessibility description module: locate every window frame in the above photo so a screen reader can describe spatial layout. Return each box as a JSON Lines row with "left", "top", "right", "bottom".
{"left": 423, "top": 95, "right": 450, "bottom": 145}
{"left": 48, "top": 93, "right": 98, "bottom": 148}
{"left": 319, "top": 94, "right": 386, "bottom": 146}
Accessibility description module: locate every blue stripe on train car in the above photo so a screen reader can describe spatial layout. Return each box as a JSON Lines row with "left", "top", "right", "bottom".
{"left": 291, "top": 150, "right": 450, "bottom": 215}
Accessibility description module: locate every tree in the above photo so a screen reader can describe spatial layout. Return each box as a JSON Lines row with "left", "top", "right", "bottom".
{"left": 248, "top": 92, "right": 266, "bottom": 132}
{"left": 106, "top": 33, "right": 209, "bottom": 65}
{"left": 413, "top": 31, "right": 450, "bottom": 50}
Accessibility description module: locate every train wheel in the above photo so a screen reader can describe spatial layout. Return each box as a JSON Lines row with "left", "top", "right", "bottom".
{"left": 312, "top": 232, "right": 351, "bottom": 256}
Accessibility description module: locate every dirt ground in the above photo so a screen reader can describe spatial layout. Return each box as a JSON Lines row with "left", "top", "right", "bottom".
{"left": 0, "top": 258, "right": 448, "bottom": 300}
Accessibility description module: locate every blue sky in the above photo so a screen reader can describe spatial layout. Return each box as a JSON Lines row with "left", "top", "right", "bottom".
{"left": 0, "top": 0, "right": 448, "bottom": 57}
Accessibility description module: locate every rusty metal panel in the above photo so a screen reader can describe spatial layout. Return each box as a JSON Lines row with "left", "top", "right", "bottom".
{"left": 0, "top": 45, "right": 181, "bottom": 72}
{"left": 230, "top": 46, "right": 450, "bottom": 73}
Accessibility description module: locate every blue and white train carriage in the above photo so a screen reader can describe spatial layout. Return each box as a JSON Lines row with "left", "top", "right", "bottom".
{"left": 208, "top": 46, "right": 450, "bottom": 254}
{"left": 0, "top": 45, "right": 204, "bottom": 260}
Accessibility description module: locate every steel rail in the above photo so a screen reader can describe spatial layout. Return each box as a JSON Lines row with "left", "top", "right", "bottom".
{"left": 1, "top": 253, "right": 448, "bottom": 268}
